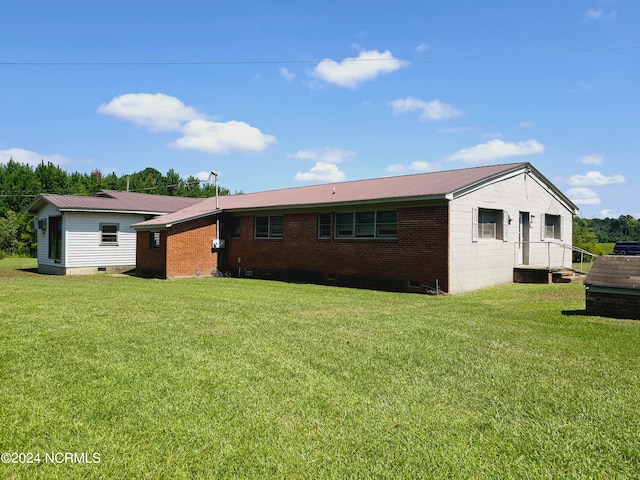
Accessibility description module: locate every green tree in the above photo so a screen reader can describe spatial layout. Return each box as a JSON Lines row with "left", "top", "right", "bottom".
{"left": 0, "top": 159, "right": 40, "bottom": 213}
{"left": 35, "top": 161, "right": 70, "bottom": 194}
{"left": 573, "top": 217, "right": 602, "bottom": 258}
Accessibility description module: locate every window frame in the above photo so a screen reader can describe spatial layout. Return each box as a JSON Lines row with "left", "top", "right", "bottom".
{"left": 542, "top": 214, "right": 562, "bottom": 241}
{"left": 100, "top": 223, "right": 119, "bottom": 245}
{"left": 334, "top": 210, "right": 397, "bottom": 240}
{"left": 473, "top": 207, "right": 508, "bottom": 242}
{"left": 254, "top": 215, "right": 283, "bottom": 239}
{"left": 48, "top": 215, "right": 62, "bottom": 261}
{"left": 149, "top": 231, "right": 161, "bottom": 249}
{"left": 318, "top": 213, "right": 331, "bottom": 239}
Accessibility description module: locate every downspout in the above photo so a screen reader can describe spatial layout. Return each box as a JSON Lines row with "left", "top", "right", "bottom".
{"left": 212, "top": 171, "right": 220, "bottom": 243}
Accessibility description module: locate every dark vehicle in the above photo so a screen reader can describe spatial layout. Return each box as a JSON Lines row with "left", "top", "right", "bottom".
{"left": 613, "top": 241, "right": 640, "bottom": 255}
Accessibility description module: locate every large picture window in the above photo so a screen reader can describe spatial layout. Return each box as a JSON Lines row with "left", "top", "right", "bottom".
{"left": 335, "top": 210, "right": 397, "bottom": 239}
{"left": 255, "top": 216, "right": 283, "bottom": 238}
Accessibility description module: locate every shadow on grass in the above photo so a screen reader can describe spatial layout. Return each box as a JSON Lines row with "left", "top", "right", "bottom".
{"left": 562, "top": 309, "right": 589, "bottom": 316}
{"left": 17, "top": 268, "right": 39, "bottom": 274}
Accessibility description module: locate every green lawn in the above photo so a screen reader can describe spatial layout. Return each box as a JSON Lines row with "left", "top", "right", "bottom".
{"left": 1, "top": 258, "right": 639, "bottom": 479}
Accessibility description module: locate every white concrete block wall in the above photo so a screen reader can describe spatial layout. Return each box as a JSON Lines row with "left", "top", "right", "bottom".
{"left": 449, "top": 170, "right": 574, "bottom": 294}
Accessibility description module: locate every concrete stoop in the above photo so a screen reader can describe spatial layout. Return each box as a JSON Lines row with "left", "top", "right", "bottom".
{"left": 514, "top": 267, "right": 586, "bottom": 285}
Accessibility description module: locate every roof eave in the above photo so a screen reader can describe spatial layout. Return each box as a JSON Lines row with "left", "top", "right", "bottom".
{"left": 131, "top": 209, "right": 223, "bottom": 231}
{"left": 57, "top": 208, "right": 172, "bottom": 215}
{"left": 225, "top": 193, "right": 451, "bottom": 213}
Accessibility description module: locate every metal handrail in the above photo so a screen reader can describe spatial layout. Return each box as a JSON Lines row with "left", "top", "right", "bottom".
{"left": 513, "top": 241, "right": 596, "bottom": 271}
{"left": 560, "top": 244, "right": 597, "bottom": 273}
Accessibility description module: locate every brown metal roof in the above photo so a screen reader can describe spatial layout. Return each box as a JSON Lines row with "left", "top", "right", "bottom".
{"left": 25, "top": 190, "right": 202, "bottom": 215}
{"left": 133, "top": 162, "right": 538, "bottom": 229}
{"left": 585, "top": 256, "right": 640, "bottom": 290}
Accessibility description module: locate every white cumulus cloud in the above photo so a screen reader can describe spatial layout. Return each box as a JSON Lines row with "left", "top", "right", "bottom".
{"left": 289, "top": 147, "right": 355, "bottom": 164}
{"left": 294, "top": 162, "right": 346, "bottom": 182}
{"left": 0, "top": 147, "right": 71, "bottom": 167}
{"left": 310, "top": 49, "right": 408, "bottom": 89}
{"left": 98, "top": 93, "right": 204, "bottom": 131}
{"left": 568, "top": 187, "right": 601, "bottom": 206}
{"left": 98, "top": 92, "right": 276, "bottom": 155}
{"left": 388, "top": 97, "right": 463, "bottom": 121}
{"left": 386, "top": 161, "right": 435, "bottom": 173}
{"left": 447, "top": 139, "right": 544, "bottom": 164}
{"left": 172, "top": 119, "right": 276, "bottom": 155}
{"left": 280, "top": 67, "right": 295, "bottom": 83}
{"left": 292, "top": 147, "right": 353, "bottom": 182}
{"left": 567, "top": 171, "right": 625, "bottom": 187}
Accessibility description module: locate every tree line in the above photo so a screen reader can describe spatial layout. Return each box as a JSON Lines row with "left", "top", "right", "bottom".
{"left": 573, "top": 215, "right": 640, "bottom": 257}
{"left": 0, "top": 159, "right": 230, "bottom": 258}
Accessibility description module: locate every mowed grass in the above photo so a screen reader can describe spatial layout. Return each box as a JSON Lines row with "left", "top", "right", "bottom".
{"left": 1, "top": 259, "right": 639, "bottom": 479}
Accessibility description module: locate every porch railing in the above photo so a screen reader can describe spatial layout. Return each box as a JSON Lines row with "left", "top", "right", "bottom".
{"left": 513, "top": 241, "right": 597, "bottom": 272}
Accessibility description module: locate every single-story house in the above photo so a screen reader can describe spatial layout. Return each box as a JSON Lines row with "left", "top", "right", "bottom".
{"left": 25, "top": 190, "right": 202, "bottom": 275}
{"left": 131, "top": 162, "right": 578, "bottom": 294}
{"left": 584, "top": 256, "right": 640, "bottom": 319}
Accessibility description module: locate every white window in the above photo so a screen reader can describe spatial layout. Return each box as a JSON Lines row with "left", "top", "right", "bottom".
{"left": 100, "top": 223, "right": 118, "bottom": 245}
{"left": 472, "top": 208, "right": 508, "bottom": 242}
{"left": 542, "top": 214, "right": 562, "bottom": 240}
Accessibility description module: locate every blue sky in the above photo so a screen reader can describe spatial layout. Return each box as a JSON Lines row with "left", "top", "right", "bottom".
{"left": 1, "top": 0, "right": 638, "bottom": 218}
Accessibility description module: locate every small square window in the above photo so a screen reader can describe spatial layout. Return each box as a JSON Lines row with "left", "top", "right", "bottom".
{"left": 544, "top": 214, "right": 561, "bottom": 240}
{"left": 477, "top": 209, "right": 504, "bottom": 240}
{"left": 100, "top": 223, "right": 118, "bottom": 245}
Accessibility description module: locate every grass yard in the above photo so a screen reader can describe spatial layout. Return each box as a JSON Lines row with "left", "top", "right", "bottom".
{"left": 1, "top": 258, "right": 639, "bottom": 479}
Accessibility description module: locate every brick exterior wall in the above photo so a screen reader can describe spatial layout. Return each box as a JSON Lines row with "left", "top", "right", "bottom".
{"left": 166, "top": 216, "right": 218, "bottom": 278}
{"left": 136, "top": 231, "right": 168, "bottom": 278}
{"left": 222, "top": 204, "right": 450, "bottom": 292}
{"left": 136, "top": 217, "right": 218, "bottom": 278}
{"left": 586, "top": 290, "right": 640, "bottom": 320}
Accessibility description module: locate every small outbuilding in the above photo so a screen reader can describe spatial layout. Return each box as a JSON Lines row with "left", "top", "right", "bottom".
{"left": 25, "top": 190, "right": 202, "bottom": 275}
{"left": 584, "top": 256, "right": 640, "bottom": 320}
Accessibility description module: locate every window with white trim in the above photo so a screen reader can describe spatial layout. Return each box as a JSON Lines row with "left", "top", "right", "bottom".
{"left": 255, "top": 216, "right": 283, "bottom": 238}
{"left": 335, "top": 210, "right": 397, "bottom": 239}
{"left": 543, "top": 214, "right": 562, "bottom": 240}
{"left": 100, "top": 223, "right": 119, "bottom": 245}
{"left": 473, "top": 208, "right": 508, "bottom": 241}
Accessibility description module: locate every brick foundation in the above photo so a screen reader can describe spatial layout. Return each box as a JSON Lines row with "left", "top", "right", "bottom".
{"left": 586, "top": 290, "right": 640, "bottom": 320}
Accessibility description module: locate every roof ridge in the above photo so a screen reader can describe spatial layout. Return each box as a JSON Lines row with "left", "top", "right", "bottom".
{"left": 234, "top": 161, "right": 529, "bottom": 197}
